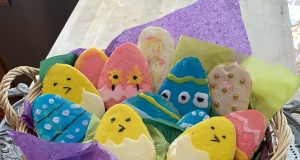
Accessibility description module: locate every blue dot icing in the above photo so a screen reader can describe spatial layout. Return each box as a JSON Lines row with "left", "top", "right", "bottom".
{"left": 158, "top": 57, "right": 211, "bottom": 116}
{"left": 32, "top": 94, "right": 92, "bottom": 143}
{"left": 177, "top": 109, "right": 210, "bottom": 129}
{"left": 122, "top": 92, "right": 181, "bottom": 123}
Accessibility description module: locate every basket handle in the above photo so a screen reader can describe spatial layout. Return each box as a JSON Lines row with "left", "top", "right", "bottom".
{"left": 0, "top": 66, "right": 40, "bottom": 131}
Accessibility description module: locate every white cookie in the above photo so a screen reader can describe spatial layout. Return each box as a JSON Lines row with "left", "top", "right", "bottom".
{"left": 207, "top": 62, "right": 252, "bottom": 115}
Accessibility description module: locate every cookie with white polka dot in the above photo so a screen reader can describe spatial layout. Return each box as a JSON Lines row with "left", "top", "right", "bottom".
{"left": 32, "top": 94, "right": 92, "bottom": 143}
{"left": 207, "top": 62, "right": 252, "bottom": 115}
{"left": 177, "top": 109, "right": 210, "bottom": 129}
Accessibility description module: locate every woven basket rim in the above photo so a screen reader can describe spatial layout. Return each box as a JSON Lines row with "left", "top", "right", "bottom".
{"left": 0, "top": 66, "right": 292, "bottom": 160}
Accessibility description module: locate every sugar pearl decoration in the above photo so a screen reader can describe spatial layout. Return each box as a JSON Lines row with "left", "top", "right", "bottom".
{"left": 240, "top": 79, "right": 246, "bottom": 84}
{"left": 228, "top": 73, "right": 233, "bottom": 78}
{"left": 232, "top": 105, "right": 237, "bottom": 111}
{"left": 233, "top": 94, "right": 238, "bottom": 99}
{"left": 191, "top": 111, "right": 196, "bottom": 116}
{"left": 214, "top": 74, "right": 219, "bottom": 79}
{"left": 222, "top": 88, "right": 227, "bottom": 93}
{"left": 210, "top": 83, "right": 216, "bottom": 89}
{"left": 214, "top": 102, "right": 219, "bottom": 107}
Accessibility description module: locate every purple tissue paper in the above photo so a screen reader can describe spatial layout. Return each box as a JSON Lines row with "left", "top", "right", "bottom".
{"left": 106, "top": 0, "right": 251, "bottom": 56}
{"left": 7, "top": 130, "right": 118, "bottom": 160}
{"left": 68, "top": 48, "right": 87, "bottom": 56}
{"left": 21, "top": 100, "right": 34, "bottom": 130}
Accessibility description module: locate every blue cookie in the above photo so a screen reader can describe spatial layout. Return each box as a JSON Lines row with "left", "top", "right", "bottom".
{"left": 177, "top": 109, "right": 210, "bottom": 129}
{"left": 158, "top": 57, "right": 211, "bottom": 116}
{"left": 32, "top": 94, "right": 92, "bottom": 143}
{"left": 122, "top": 92, "right": 181, "bottom": 123}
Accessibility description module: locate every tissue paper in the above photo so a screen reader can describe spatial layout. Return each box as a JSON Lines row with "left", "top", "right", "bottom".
{"left": 7, "top": 130, "right": 117, "bottom": 160}
{"left": 106, "top": 0, "right": 251, "bottom": 56}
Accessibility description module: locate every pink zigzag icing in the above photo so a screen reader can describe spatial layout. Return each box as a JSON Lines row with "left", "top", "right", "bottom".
{"left": 229, "top": 113, "right": 261, "bottom": 146}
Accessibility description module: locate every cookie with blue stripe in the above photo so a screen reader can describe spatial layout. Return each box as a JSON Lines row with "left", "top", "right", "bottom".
{"left": 122, "top": 92, "right": 180, "bottom": 123}
{"left": 32, "top": 94, "right": 92, "bottom": 143}
{"left": 158, "top": 57, "right": 211, "bottom": 116}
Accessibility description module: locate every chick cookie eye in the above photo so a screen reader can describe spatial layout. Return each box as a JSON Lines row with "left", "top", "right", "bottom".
{"left": 126, "top": 65, "right": 144, "bottom": 91}
{"left": 178, "top": 92, "right": 190, "bottom": 104}
{"left": 161, "top": 90, "right": 171, "bottom": 100}
{"left": 193, "top": 92, "right": 209, "bottom": 108}
{"left": 108, "top": 69, "right": 123, "bottom": 91}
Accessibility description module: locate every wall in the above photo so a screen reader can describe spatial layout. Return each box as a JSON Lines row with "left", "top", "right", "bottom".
{"left": 0, "top": 0, "right": 78, "bottom": 85}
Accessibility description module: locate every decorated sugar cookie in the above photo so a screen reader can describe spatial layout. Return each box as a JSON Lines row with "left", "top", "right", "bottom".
{"left": 225, "top": 110, "right": 267, "bottom": 159}
{"left": 74, "top": 47, "right": 108, "bottom": 87}
{"left": 94, "top": 104, "right": 156, "bottom": 160}
{"left": 158, "top": 57, "right": 211, "bottom": 116}
{"left": 176, "top": 109, "right": 210, "bottom": 129}
{"left": 122, "top": 92, "right": 180, "bottom": 123}
{"left": 167, "top": 117, "right": 236, "bottom": 160}
{"left": 137, "top": 26, "right": 175, "bottom": 93}
{"left": 208, "top": 62, "right": 252, "bottom": 115}
{"left": 97, "top": 42, "right": 152, "bottom": 109}
{"left": 32, "top": 94, "right": 92, "bottom": 143}
{"left": 42, "top": 64, "right": 105, "bottom": 118}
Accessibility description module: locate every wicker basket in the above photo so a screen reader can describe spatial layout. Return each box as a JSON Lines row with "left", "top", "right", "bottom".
{"left": 0, "top": 66, "right": 293, "bottom": 160}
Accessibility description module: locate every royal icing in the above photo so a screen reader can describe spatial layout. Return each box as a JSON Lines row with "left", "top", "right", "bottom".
{"left": 103, "top": 134, "right": 156, "bottom": 160}
{"left": 32, "top": 94, "right": 91, "bottom": 143}
{"left": 177, "top": 109, "right": 210, "bottom": 129}
{"left": 122, "top": 92, "right": 180, "bottom": 123}
{"left": 137, "top": 26, "right": 175, "bottom": 93}
{"left": 167, "top": 134, "right": 210, "bottom": 160}
{"left": 79, "top": 88, "right": 105, "bottom": 119}
{"left": 97, "top": 42, "right": 152, "bottom": 109}
{"left": 208, "top": 62, "right": 252, "bottom": 115}
{"left": 42, "top": 64, "right": 100, "bottom": 104}
{"left": 74, "top": 47, "right": 108, "bottom": 87}
{"left": 94, "top": 104, "right": 154, "bottom": 145}
{"left": 225, "top": 110, "right": 266, "bottom": 158}
{"left": 168, "top": 117, "right": 236, "bottom": 160}
{"left": 158, "top": 57, "right": 211, "bottom": 116}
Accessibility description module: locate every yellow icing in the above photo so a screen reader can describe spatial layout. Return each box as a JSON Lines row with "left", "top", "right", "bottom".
{"left": 139, "top": 93, "right": 180, "bottom": 121}
{"left": 103, "top": 134, "right": 156, "bottom": 160}
{"left": 180, "top": 117, "right": 236, "bottom": 160}
{"left": 167, "top": 134, "right": 210, "bottom": 160}
{"left": 167, "top": 74, "right": 208, "bottom": 85}
{"left": 108, "top": 69, "right": 123, "bottom": 85}
{"left": 94, "top": 104, "right": 152, "bottom": 145}
{"left": 126, "top": 65, "right": 143, "bottom": 85}
{"left": 42, "top": 64, "right": 100, "bottom": 104}
{"left": 79, "top": 88, "right": 105, "bottom": 119}
{"left": 234, "top": 147, "right": 248, "bottom": 160}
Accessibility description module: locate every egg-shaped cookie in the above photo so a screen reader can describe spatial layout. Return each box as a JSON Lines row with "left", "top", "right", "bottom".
{"left": 122, "top": 92, "right": 180, "bottom": 123}
{"left": 42, "top": 64, "right": 105, "bottom": 118}
{"left": 32, "top": 94, "right": 92, "bottom": 143}
{"left": 225, "top": 110, "right": 267, "bottom": 159}
{"left": 94, "top": 104, "right": 156, "bottom": 160}
{"left": 74, "top": 47, "right": 108, "bottom": 87}
{"left": 137, "top": 26, "right": 175, "bottom": 93}
{"left": 158, "top": 57, "right": 211, "bottom": 116}
{"left": 97, "top": 42, "right": 152, "bottom": 109}
{"left": 208, "top": 62, "right": 252, "bottom": 115}
{"left": 167, "top": 117, "right": 236, "bottom": 160}
{"left": 177, "top": 109, "right": 210, "bottom": 129}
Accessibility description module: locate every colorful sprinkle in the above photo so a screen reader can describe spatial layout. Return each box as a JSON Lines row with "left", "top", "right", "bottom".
{"left": 52, "top": 117, "right": 60, "bottom": 124}
{"left": 35, "top": 109, "right": 42, "bottom": 115}
{"left": 66, "top": 134, "right": 74, "bottom": 140}
{"left": 44, "top": 124, "right": 52, "bottom": 130}
{"left": 62, "top": 110, "right": 70, "bottom": 116}
{"left": 82, "top": 120, "right": 88, "bottom": 126}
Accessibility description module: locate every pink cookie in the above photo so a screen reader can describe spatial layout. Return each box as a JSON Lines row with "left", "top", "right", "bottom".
{"left": 225, "top": 110, "right": 267, "bottom": 159}
{"left": 97, "top": 42, "right": 152, "bottom": 109}
{"left": 74, "top": 47, "right": 108, "bottom": 87}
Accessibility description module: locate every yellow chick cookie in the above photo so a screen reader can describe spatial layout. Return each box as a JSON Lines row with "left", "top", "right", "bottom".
{"left": 94, "top": 104, "right": 156, "bottom": 160}
{"left": 42, "top": 64, "right": 105, "bottom": 118}
{"left": 167, "top": 117, "right": 236, "bottom": 160}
